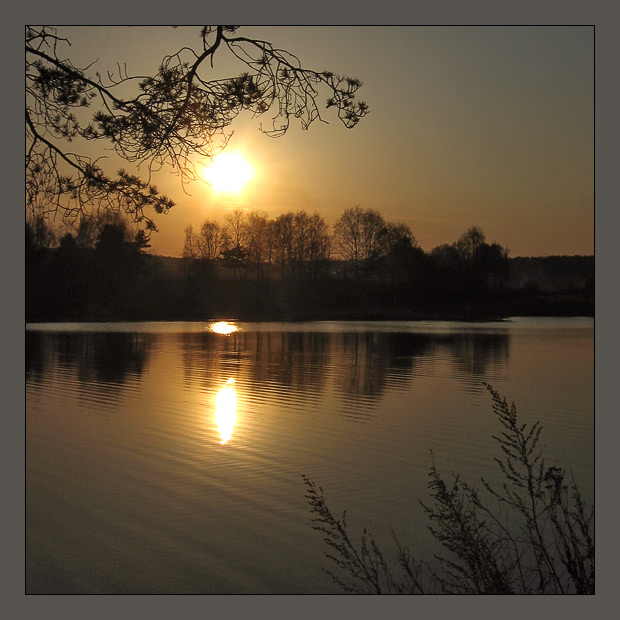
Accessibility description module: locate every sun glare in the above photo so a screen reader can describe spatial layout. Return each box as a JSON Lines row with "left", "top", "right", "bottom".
{"left": 209, "top": 321, "right": 239, "bottom": 335}
{"left": 202, "top": 151, "right": 253, "bottom": 194}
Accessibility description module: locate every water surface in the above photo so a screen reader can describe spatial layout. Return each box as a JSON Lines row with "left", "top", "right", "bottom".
{"left": 26, "top": 318, "right": 594, "bottom": 593}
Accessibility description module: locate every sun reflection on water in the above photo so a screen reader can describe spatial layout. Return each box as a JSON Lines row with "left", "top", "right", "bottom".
{"left": 215, "top": 378, "right": 237, "bottom": 444}
{"left": 209, "top": 321, "right": 239, "bottom": 335}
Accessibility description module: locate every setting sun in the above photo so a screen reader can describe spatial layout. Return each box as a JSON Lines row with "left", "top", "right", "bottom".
{"left": 202, "top": 151, "right": 253, "bottom": 194}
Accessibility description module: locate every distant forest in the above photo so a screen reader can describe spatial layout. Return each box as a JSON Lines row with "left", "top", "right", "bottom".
{"left": 26, "top": 207, "right": 594, "bottom": 322}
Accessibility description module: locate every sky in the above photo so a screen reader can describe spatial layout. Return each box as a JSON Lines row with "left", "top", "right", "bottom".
{"left": 55, "top": 26, "right": 593, "bottom": 257}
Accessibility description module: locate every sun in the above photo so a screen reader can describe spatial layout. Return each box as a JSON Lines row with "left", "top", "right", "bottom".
{"left": 202, "top": 151, "right": 254, "bottom": 194}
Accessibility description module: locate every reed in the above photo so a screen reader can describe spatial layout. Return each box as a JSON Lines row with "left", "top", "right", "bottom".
{"left": 302, "top": 384, "right": 594, "bottom": 594}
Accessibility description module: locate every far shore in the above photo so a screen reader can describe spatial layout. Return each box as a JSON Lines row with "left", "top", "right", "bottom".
{"left": 26, "top": 292, "right": 594, "bottom": 325}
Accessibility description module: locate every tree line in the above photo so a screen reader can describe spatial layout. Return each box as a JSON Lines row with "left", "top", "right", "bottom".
{"left": 182, "top": 205, "right": 510, "bottom": 290}
{"left": 26, "top": 206, "right": 593, "bottom": 323}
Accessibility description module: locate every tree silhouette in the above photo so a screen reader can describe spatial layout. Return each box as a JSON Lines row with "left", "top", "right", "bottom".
{"left": 379, "top": 222, "right": 424, "bottom": 285}
{"left": 223, "top": 209, "right": 248, "bottom": 279}
{"left": 183, "top": 219, "right": 226, "bottom": 262}
{"left": 26, "top": 26, "right": 368, "bottom": 236}
{"left": 244, "top": 211, "right": 271, "bottom": 280}
{"left": 455, "top": 226, "right": 486, "bottom": 260}
{"left": 333, "top": 206, "right": 387, "bottom": 279}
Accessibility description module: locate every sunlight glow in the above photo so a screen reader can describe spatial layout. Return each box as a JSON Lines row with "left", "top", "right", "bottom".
{"left": 209, "top": 321, "right": 239, "bottom": 335}
{"left": 215, "top": 378, "right": 237, "bottom": 445}
{"left": 202, "top": 151, "right": 253, "bottom": 194}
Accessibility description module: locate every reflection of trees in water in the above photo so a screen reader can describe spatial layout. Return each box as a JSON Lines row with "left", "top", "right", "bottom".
{"left": 88, "top": 333, "right": 151, "bottom": 384}
{"left": 337, "top": 333, "right": 395, "bottom": 400}
{"left": 335, "top": 331, "right": 510, "bottom": 408}
{"left": 181, "top": 331, "right": 246, "bottom": 386}
{"left": 249, "top": 332, "right": 331, "bottom": 395}
{"left": 453, "top": 333, "right": 510, "bottom": 379}
{"left": 26, "top": 331, "right": 151, "bottom": 385}
{"left": 179, "top": 329, "right": 511, "bottom": 414}
{"left": 29, "top": 328, "right": 510, "bottom": 403}
{"left": 335, "top": 332, "right": 431, "bottom": 401}
{"left": 429, "top": 333, "right": 510, "bottom": 381}
{"left": 26, "top": 331, "right": 53, "bottom": 382}
{"left": 181, "top": 331, "right": 331, "bottom": 396}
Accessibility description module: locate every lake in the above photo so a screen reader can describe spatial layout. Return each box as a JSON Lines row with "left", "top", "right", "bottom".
{"left": 26, "top": 318, "right": 594, "bottom": 594}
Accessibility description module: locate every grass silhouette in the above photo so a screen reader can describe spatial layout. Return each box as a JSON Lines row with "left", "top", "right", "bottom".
{"left": 303, "top": 384, "right": 594, "bottom": 594}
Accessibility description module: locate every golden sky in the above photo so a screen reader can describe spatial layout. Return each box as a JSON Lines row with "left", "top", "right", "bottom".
{"left": 58, "top": 26, "right": 594, "bottom": 257}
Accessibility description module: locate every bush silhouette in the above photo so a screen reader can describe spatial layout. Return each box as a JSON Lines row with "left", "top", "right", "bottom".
{"left": 303, "top": 384, "right": 594, "bottom": 594}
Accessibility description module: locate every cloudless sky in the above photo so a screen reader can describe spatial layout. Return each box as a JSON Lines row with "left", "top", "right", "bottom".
{"left": 57, "top": 26, "right": 594, "bottom": 257}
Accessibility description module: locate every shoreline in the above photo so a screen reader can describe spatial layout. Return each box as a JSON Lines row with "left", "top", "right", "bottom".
{"left": 26, "top": 295, "right": 594, "bottom": 325}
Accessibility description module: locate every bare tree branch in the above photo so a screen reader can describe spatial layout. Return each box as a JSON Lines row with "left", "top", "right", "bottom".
{"left": 26, "top": 26, "right": 369, "bottom": 236}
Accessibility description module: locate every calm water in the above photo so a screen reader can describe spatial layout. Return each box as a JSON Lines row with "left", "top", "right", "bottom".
{"left": 26, "top": 318, "right": 594, "bottom": 594}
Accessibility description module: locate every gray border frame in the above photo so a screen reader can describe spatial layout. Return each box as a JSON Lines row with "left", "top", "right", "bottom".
{"left": 15, "top": 1, "right": 611, "bottom": 616}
